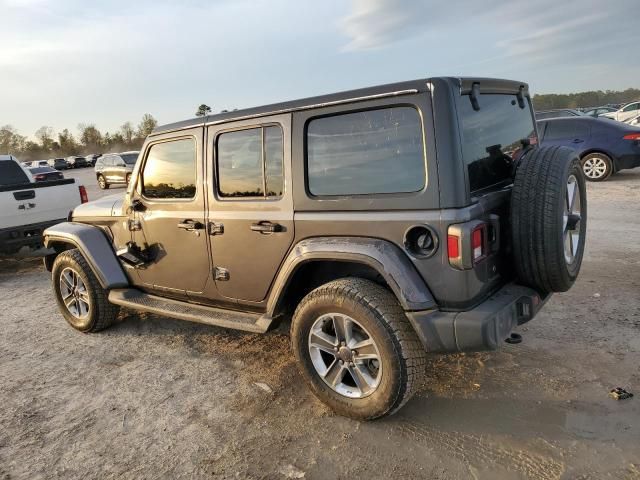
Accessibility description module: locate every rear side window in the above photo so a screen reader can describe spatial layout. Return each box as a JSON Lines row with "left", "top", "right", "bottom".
{"left": 0, "top": 161, "right": 30, "bottom": 186}
{"left": 141, "top": 138, "right": 196, "bottom": 199}
{"left": 306, "top": 107, "right": 425, "bottom": 196}
{"left": 544, "top": 121, "right": 590, "bottom": 140}
{"left": 459, "top": 94, "right": 536, "bottom": 193}
{"left": 216, "top": 125, "right": 284, "bottom": 198}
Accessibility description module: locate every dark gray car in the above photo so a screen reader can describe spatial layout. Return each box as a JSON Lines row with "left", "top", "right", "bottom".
{"left": 43, "top": 77, "right": 587, "bottom": 420}
{"left": 94, "top": 152, "right": 139, "bottom": 189}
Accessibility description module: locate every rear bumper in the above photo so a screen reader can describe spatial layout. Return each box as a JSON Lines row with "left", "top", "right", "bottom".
{"left": 406, "top": 283, "right": 550, "bottom": 352}
{"left": 615, "top": 153, "right": 640, "bottom": 171}
{"left": 0, "top": 218, "right": 65, "bottom": 254}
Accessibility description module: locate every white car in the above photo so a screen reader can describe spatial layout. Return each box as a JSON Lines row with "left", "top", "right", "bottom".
{"left": 600, "top": 101, "right": 640, "bottom": 122}
{"left": 623, "top": 114, "right": 640, "bottom": 127}
{"left": 0, "top": 155, "right": 88, "bottom": 254}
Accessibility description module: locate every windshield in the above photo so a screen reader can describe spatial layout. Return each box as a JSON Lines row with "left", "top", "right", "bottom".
{"left": 459, "top": 94, "right": 536, "bottom": 193}
{"left": 121, "top": 153, "right": 139, "bottom": 165}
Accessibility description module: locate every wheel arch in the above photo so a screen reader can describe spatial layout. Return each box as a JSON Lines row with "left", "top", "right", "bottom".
{"left": 266, "top": 237, "right": 436, "bottom": 318}
{"left": 579, "top": 149, "right": 618, "bottom": 169}
{"left": 43, "top": 222, "right": 129, "bottom": 289}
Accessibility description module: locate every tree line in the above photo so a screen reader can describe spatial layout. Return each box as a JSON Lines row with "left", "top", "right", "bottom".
{"left": 0, "top": 114, "right": 158, "bottom": 162}
{"left": 532, "top": 88, "right": 640, "bottom": 110}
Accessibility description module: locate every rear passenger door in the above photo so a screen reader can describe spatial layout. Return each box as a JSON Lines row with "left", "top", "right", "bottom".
{"left": 206, "top": 114, "right": 294, "bottom": 303}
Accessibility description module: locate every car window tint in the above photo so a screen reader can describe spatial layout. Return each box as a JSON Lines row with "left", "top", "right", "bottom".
{"left": 544, "top": 121, "right": 576, "bottom": 140}
{"left": 306, "top": 107, "right": 425, "bottom": 196}
{"left": 0, "top": 161, "right": 30, "bottom": 186}
{"left": 142, "top": 138, "right": 196, "bottom": 199}
{"left": 459, "top": 94, "right": 536, "bottom": 192}
{"left": 216, "top": 125, "right": 284, "bottom": 198}
{"left": 623, "top": 103, "right": 639, "bottom": 112}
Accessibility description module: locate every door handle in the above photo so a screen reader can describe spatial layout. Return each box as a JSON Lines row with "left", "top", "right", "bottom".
{"left": 177, "top": 219, "right": 204, "bottom": 231}
{"left": 250, "top": 221, "right": 282, "bottom": 233}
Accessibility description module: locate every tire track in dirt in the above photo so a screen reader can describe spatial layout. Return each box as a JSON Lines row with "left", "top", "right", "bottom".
{"left": 395, "top": 419, "right": 564, "bottom": 480}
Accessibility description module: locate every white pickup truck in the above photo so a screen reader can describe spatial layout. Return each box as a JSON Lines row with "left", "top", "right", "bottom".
{"left": 0, "top": 155, "right": 88, "bottom": 254}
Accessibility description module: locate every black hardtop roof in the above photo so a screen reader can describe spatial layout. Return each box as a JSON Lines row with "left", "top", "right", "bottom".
{"left": 152, "top": 76, "right": 528, "bottom": 136}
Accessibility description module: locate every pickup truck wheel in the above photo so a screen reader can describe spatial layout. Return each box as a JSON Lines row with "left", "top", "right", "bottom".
{"left": 291, "top": 277, "right": 425, "bottom": 420}
{"left": 52, "top": 249, "right": 119, "bottom": 332}
{"left": 511, "top": 146, "right": 587, "bottom": 293}
{"left": 97, "top": 175, "right": 109, "bottom": 189}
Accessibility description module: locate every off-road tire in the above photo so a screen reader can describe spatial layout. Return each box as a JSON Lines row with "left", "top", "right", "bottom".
{"left": 581, "top": 152, "right": 613, "bottom": 181}
{"left": 511, "top": 146, "right": 587, "bottom": 293}
{"left": 291, "top": 277, "right": 426, "bottom": 420}
{"left": 52, "top": 249, "right": 119, "bottom": 332}
{"left": 97, "top": 174, "right": 109, "bottom": 189}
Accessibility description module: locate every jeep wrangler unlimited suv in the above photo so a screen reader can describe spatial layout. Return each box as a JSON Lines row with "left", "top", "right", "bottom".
{"left": 43, "top": 77, "right": 586, "bottom": 419}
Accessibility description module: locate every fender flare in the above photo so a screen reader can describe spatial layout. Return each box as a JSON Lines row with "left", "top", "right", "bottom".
{"left": 267, "top": 237, "right": 436, "bottom": 316}
{"left": 43, "top": 222, "right": 129, "bottom": 289}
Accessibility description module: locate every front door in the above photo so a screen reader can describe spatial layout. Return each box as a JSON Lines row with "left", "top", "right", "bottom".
{"left": 130, "top": 128, "right": 209, "bottom": 295}
{"left": 206, "top": 114, "right": 294, "bottom": 303}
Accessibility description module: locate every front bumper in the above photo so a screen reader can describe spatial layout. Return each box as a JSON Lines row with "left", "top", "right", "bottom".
{"left": 406, "top": 283, "right": 550, "bottom": 352}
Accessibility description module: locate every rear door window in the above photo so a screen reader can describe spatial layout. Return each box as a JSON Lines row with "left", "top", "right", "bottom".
{"left": 459, "top": 94, "right": 536, "bottom": 193}
{"left": 0, "top": 161, "right": 30, "bottom": 186}
{"left": 306, "top": 106, "right": 425, "bottom": 196}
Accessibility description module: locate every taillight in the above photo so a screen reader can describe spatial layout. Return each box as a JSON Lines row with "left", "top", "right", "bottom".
{"left": 79, "top": 185, "right": 88, "bottom": 203}
{"left": 35, "top": 174, "right": 45, "bottom": 181}
{"left": 447, "top": 234, "right": 460, "bottom": 260}
{"left": 623, "top": 133, "right": 640, "bottom": 140}
{"left": 471, "top": 225, "right": 486, "bottom": 263}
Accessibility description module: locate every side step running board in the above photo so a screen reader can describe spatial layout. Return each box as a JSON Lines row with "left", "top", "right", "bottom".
{"left": 108, "top": 289, "right": 273, "bottom": 333}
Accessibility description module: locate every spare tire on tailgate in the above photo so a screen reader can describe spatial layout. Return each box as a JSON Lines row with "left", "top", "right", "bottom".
{"left": 511, "top": 146, "right": 587, "bottom": 293}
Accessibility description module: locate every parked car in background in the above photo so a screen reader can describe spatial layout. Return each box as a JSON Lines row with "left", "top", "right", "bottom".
{"left": 535, "top": 109, "right": 584, "bottom": 120}
{"left": 0, "top": 155, "right": 87, "bottom": 254}
{"left": 623, "top": 114, "right": 640, "bottom": 127}
{"left": 27, "top": 166, "right": 65, "bottom": 182}
{"left": 85, "top": 154, "right": 101, "bottom": 166}
{"left": 537, "top": 117, "right": 640, "bottom": 181}
{"left": 583, "top": 106, "right": 617, "bottom": 118}
{"left": 94, "top": 151, "right": 139, "bottom": 189}
{"left": 66, "top": 156, "right": 88, "bottom": 168}
{"left": 48, "top": 158, "right": 69, "bottom": 170}
{"left": 29, "top": 160, "right": 50, "bottom": 168}
{"left": 600, "top": 101, "right": 640, "bottom": 122}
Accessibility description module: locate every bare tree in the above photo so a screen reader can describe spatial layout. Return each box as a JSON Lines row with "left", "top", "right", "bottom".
{"left": 136, "top": 114, "right": 158, "bottom": 139}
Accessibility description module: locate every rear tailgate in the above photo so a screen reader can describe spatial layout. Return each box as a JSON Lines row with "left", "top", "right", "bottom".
{"left": 0, "top": 179, "right": 81, "bottom": 230}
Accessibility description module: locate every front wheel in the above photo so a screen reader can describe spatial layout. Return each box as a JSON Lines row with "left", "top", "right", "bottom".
{"left": 291, "top": 278, "right": 425, "bottom": 420}
{"left": 581, "top": 152, "right": 613, "bottom": 181}
{"left": 97, "top": 174, "right": 109, "bottom": 189}
{"left": 52, "top": 249, "right": 119, "bottom": 332}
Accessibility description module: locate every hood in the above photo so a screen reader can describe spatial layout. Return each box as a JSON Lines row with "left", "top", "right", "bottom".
{"left": 72, "top": 193, "right": 124, "bottom": 219}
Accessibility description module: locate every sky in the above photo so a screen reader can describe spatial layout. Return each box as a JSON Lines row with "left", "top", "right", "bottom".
{"left": 1, "top": 0, "right": 639, "bottom": 138}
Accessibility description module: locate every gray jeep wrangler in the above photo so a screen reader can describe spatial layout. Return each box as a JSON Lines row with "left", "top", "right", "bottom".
{"left": 44, "top": 77, "right": 587, "bottom": 419}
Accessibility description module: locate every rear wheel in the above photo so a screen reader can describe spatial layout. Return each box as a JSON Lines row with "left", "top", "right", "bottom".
{"left": 97, "top": 174, "right": 109, "bottom": 189}
{"left": 52, "top": 249, "right": 119, "bottom": 332}
{"left": 291, "top": 278, "right": 425, "bottom": 420}
{"left": 581, "top": 152, "right": 613, "bottom": 181}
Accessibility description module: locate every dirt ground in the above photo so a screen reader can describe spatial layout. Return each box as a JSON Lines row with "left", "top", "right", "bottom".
{"left": 1, "top": 167, "right": 639, "bottom": 479}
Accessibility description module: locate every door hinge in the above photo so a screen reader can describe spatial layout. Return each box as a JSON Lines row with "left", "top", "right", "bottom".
{"left": 214, "top": 266, "right": 229, "bottom": 281}
{"left": 208, "top": 222, "right": 224, "bottom": 236}
{"left": 128, "top": 219, "right": 142, "bottom": 231}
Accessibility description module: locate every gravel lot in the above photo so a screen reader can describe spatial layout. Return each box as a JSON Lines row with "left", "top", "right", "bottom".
{"left": 1, "top": 167, "right": 639, "bottom": 479}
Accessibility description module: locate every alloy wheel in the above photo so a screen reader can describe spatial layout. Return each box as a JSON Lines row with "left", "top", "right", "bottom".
{"left": 308, "top": 313, "right": 382, "bottom": 398}
{"left": 563, "top": 174, "right": 582, "bottom": 265}
{"left": 59, "top": 267, "right": 90, "bottom": 319}
{"left": 582, "top": 156, "right": 608, "bottom": 179}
